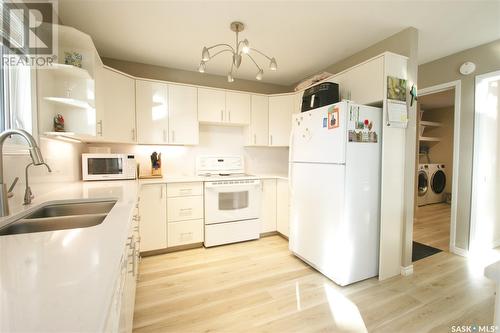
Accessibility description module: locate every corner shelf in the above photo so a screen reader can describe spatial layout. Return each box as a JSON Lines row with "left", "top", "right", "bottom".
{"left": 46, "top": 63, "right": 92, "bottom": 80}
{"left": 419, "top": 136, "right": 441, "bottom": 142}
{"left": 420, "top": 120, "right": 442, "bottom": 127}
{"left": 44, "top": 97, "right": 94, "bottom": 109}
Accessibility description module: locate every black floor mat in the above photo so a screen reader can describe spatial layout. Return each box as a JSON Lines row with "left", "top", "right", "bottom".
{"left": 412, "top": 241, "right": 442, "bottom": 262}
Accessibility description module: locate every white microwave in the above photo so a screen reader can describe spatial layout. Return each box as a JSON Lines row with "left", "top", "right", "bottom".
{"left": 82, "top": 154, "right": 137, "bottom": 181}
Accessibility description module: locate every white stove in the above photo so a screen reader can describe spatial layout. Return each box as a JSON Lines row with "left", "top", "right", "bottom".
{"left": 197, "top": 156, "right": 261, "bottom": 247}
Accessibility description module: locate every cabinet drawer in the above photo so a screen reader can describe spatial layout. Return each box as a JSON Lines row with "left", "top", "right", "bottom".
{"left": 167, "top": 182, "right": 203, "bottom": 197}
{"left": 167, "top": 219, "right": 204, "bottom": 247}
{"left": 167, "top": 196, "right": 204, "bottom": 222}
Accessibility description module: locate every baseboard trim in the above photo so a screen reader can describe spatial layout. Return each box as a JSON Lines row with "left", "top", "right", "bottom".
{"left": 276, "top": 232, "right": 289, "bottom": 240}
{"left": 451, "top": 245, "right": 469, "bottom": 257}
{"left": 140, "top": 242, "right": 204, "bottom": 257}
{"left": 401, "top": 265, "right": 414, "bottom": 276}
{"left": 260, "top": 231, "right": 279, "bottom": 237}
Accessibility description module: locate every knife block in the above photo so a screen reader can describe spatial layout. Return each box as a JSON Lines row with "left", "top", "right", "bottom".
{"left": 151, "top": 167, "right": 162, "bottom": 177}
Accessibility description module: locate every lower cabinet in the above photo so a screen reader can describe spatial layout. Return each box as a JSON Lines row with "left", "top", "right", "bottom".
{"left": 276, "top": 179, "right": 290, "bottom": 237}
{"left": 104, "top": 202, "right": 140, "bottom": 333}
{"left": 139, "top": 184, "right": 167, "bottom": 252}
{"left": 168, "top": 219, "right": 204, "bottom": 247}
{"left": 139, "top": 182, "right": 204, "bottom": 253}
{"left": 260, "top": 179, "right": 277, "bottom": 233}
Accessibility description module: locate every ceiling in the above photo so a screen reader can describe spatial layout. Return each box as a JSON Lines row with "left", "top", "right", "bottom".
{"left": 419, "top": 89, "right": 455, "bottom": 110}
{"left": 58, "top": 1, "right": 500, "bottom": 86}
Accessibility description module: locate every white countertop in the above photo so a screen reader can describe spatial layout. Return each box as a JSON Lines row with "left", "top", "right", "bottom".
{"left": 0, "top": 180, "right": 139, "bottom": 333}
{"left": 138, "top": 173, "right": 288, "bottom": 185}
{"left": 0, "top": 173, "right": 287, "bottom": 332}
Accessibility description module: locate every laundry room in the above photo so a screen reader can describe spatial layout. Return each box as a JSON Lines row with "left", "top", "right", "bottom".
{"left": 414, "top": 88, "right": 456, "bottom": 259}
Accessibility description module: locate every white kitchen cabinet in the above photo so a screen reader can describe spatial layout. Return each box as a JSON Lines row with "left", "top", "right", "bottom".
{"left": 104, "top": 203, "right": 140, "bottom": 333}
{"left": 269, "top": 94, "right": 294, "bottom": 146}
{"left": 245, "top": 95, "right": 269, "bottom": 146}
{"left": 276, "top": 178, "right": 290, "bottom": 237}
{"left": 348, "top": 56, "right": 384, "bottom": 105}
{"left": 293, "top": 91, "right": 303, "bottom": 114}
{"left": 165, "top": 182, "right": 204, "bottom": 248}
{"left": 139, "top": 184, "right": 167, "bottom": 252}
{"left": 225, "top": 91, "right": 251, "bottom": 125}
{"left": 261, "top": 179, "right": 277, "bottom": 233}
{"left": 96, "top": 67, "right": 136, "bottom": 143}
{"left": 198, "top": 88, "right": 226, "bottom": 123}
{"left": 167, "top": 182, "right": 203, "bottom": 197}
{"left": 167, "top": 196, "right": 204, "bottom": 222}
{"left": 136, "top": 80, "right": 169, "bottom": 144}
{"left": 168, "top": 84, "right": 199, "bottom": 145}
{"left": 198, "top": 88, "right": 250, "bottom": 125}
{"left": 168, "top": 219, "right": 204, "bottom": 247}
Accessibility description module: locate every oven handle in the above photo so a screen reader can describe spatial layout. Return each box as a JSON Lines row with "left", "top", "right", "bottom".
{"left": 204, "top": 181, "right": 261, "bottom": 189}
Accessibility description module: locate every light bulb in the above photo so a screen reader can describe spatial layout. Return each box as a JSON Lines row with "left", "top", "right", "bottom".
{"left": 227, "top": 72, "right": 234, "bottom": 83}
{"left": 198, "top": 62, "right": 206, "bottom": 73}
{"left": 233, "top": 53, "right": 242, "bottom": 68}
{"left": 269, "top": 57, "right": 277, "bottom": 71}
{"left": 256, "top": 69, "right": 263, "bottom": 81}
{"left": 242, "top": 39, "right": 250, "bottom": 54}
{"left": 201, "top": 47, "right": 210, "bottom": 61}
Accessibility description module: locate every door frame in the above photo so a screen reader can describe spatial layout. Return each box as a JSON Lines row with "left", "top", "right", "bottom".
{"left": 418, "top": 80, "right": 462, "bottom": 255}
{"left": 470, "top": 70, "right": 500, "bottom": 253}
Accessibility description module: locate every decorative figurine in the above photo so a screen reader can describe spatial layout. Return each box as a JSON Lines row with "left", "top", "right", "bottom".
{"left": 54, "top": 113, "right": 65, "bottom": 132}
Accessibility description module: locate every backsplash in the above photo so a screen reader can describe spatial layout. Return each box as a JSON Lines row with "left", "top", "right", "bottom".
{"left": 86, "top": 125, "right": 289, "bottom": 177}
{"left": 3, "top": 137, "right": 83, "bottom": 187}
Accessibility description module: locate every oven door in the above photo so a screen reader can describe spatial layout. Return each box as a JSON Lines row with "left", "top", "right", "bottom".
{"left": 204, "top": 180, "right": 261, "bottom": 224}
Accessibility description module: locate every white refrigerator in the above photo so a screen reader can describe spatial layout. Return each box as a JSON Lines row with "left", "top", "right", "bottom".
{"left": 289, "top": 101, "right": 382, "bottom": 286}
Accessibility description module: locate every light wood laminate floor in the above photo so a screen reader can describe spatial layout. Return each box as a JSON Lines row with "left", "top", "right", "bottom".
{"left": 133, "top": 236, "right": 495, "bottom": 333}
{"left": 414, "top": 203, "right": 451, "bottom": 251}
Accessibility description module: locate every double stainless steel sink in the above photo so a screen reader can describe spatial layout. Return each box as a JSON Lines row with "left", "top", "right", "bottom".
{"left": 0, "top": 200, "right": 117, "bottom": 236}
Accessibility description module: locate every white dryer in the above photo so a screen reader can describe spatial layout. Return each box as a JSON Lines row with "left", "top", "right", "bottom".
{"left": 417, "top": 164, "right": 429, "bottom": 206}
{"left": 427, "top": 164, "right": 446, "bottom": 204}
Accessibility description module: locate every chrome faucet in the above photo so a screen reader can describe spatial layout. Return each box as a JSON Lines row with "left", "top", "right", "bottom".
{"left": 24, "top": 162, "right": 51, "bottom": 205}
{"left": 0, "top": 129, "right": 48, "bottom": 216}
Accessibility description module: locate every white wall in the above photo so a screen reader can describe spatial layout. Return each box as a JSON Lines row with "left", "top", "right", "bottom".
{"left": 86, "top": 125, "right": 289, "bottom": 176}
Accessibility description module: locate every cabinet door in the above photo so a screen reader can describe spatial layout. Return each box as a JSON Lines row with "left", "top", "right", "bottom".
{"left": 276, "top": 179, "right": 290, "bottom": 237}
{"left": 261, "top": 179, "right": 277, "bottom": 233}
{"left": 198, "top": 88, "right": 226, "bottom": 123}
{"left": 136, "top": 80, "right": 169, "bottom": 144}
{"left": 226, "top": 91, "right": 250, "bottom": 125}
{"left": 168, "top": 84, "right": 198, "bottom": 145}
{"left": 269, "top": 95, "right": 294, "bottom": 146}
{"left": 348, "top": 56, "right": 384, "bottom": 105}
{"left": 139, "top": 184, "right": 167, "bottom": 252}
{"left": 293, "top": 91, "right": 303, "bottom": 114}
{"left": 97, "top": 67, "right": 136, "bottom": 143}
{"left": 246, "top": 95, "right": 269, "bottom": 146}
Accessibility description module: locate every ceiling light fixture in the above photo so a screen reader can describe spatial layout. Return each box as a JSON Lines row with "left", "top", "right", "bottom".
{"left": 199, "top": 21, "right": 277, "bottom": 83}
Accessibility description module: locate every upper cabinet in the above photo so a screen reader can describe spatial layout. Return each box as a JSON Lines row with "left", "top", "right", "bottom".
{"left": 95, "top": 67, "right": 136, "bottom": 143}
{"left": 198, "top": 88, "right": 250, "bottom": 125}
{"left": 225, "top": 92, "right": 251, "bottom": 125}
{"left": 136, "top": 80, "right": 198, "bottom": 145}
{"left": 168, "top": 84, "right": 198, "bottom": 145}
{"left": 269, "top": 95, "right": 294, "bottom": 147}
{"left": 136, "top": 80, "right": 169, "bottom": 144}
{"left": 245, "top": 95, "right": 269, "bottom": 146}
{"left": 328, "top": 56, "right": 384, "bottom": 105}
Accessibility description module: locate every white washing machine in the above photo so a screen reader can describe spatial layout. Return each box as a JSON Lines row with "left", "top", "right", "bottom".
{"left": 417, "top": 164, "right": 429, "bottom": 206}
{"left": 427, "top": 164, "right": 446, "bottom": 204}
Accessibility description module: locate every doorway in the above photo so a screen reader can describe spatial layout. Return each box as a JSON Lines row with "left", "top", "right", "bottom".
{"left": 414, "top": 81, "right": 461, "bottom": 260}
{"left": 470, "top": 70, "right": 500, "bottom": 254}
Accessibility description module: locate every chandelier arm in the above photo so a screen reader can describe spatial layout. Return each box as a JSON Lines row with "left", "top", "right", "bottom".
{"left": 249, "top": 48, "right": 272, "bottom": 61}
{"left": 207, "top": 43, "right": 235, "bottom": 52}
{"left": 247, "top": 54, "right": 262, "bottom": 71}
{"left": 209, "top": 48, "right": 234, "bottom": 59}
